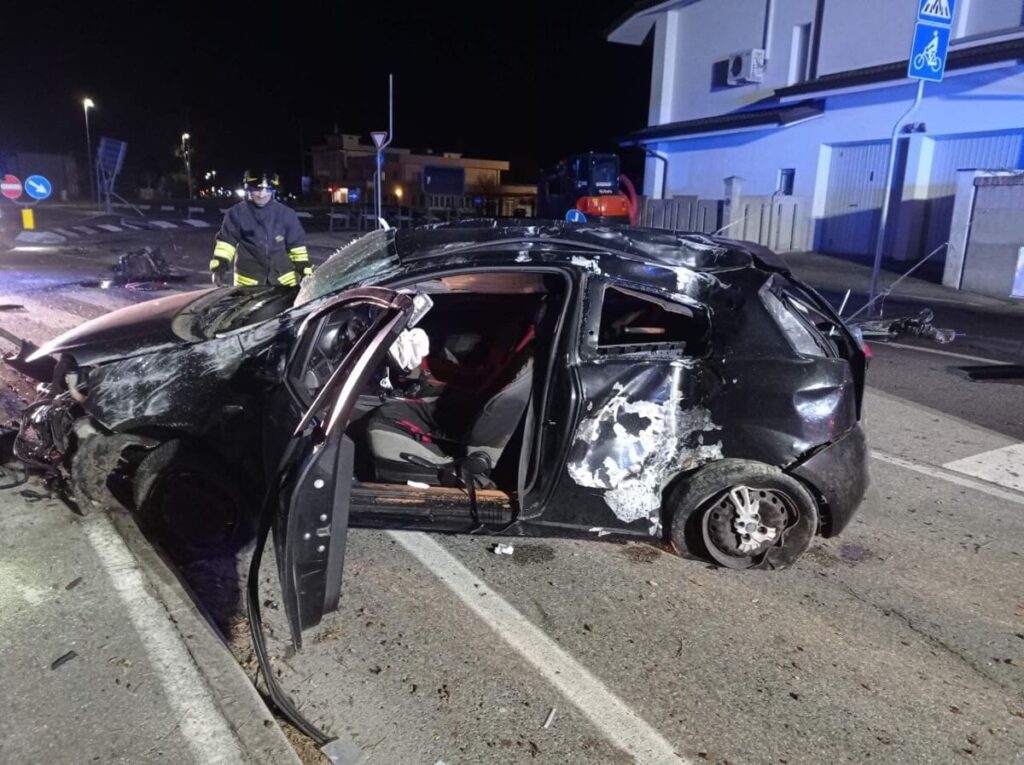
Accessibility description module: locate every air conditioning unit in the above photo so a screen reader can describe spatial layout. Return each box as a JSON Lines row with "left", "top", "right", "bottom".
{"left": 727, "top": 48, "right": 766, "bottom": 85}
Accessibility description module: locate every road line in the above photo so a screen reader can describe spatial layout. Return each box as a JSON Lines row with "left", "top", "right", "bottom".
{"left": 872, "top": 450, "right": 1024, "bottom": 505}
{"left": 84, "top": 514, "right": 244, "bottom": 764}
{"left": 73, "top": 226, "right": 98, "bottom": 235}
{"left": 943, "top": 444, "right": 1024, "bottom": 493}
{"left": 389, "top": 531, "right": 687, "bottom": 765}
{"left": 96, "top": 224, "right": 123, "bottom": 233}
{"left": 150, "top": 220, "right": 178, "bottom": 229}
{"left": 877, "top": 342, "right": 1009, "bottom": 366}
{"left": 181, "top": 219, "right": 211, "bottom": 228}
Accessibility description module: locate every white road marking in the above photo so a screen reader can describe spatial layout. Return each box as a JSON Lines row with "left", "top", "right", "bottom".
{"left": 95, "top": 224, "right": 123, "bottom": 233}
{"left": 872, "top": 450, "right": 1024, "bottom": 506}
{"left": 389, "top": 531, "right": 687, "bottom": 765}
{"left": 181, "top": 219, "right": 211, "bottom": 228}
{"left": 150, "top": 220, "right": 178, "bottom": 229}
{"left": 160, "top": 205, "right": 175, "bottom": 211}
{"left": 53, "top": 228, "right": 79, "bottom": 238}
{"left": 188, "top": 206, "right": 204, "bottom": 214}
{"left": 296, "top": 211, "right": 312, "bottom": 219}
{"left": 943, "top": 444, "right": 1024, "bottom": 493}
{"left": 84, "top": 514, "right": 243, "bottom": 764}
{"left": 73, "top": 226, "right": 98, "bottom": 235}
{"left": 877, "top": 342, "right": 1009, "bottom": 366}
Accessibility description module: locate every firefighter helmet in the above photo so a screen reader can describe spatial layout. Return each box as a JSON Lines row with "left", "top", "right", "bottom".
{"left": 242, "top": 170, "right": 281, "bottom": 191}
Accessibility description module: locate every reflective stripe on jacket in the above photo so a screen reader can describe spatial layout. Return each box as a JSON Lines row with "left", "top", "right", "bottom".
{"left": 212, "top": 199, "right": 309, "bottom": 285}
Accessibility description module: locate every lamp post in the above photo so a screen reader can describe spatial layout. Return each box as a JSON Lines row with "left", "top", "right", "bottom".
{"left": 83, "top": 98, "right": 95, "bottom": 204}
{"left": 181, "top": 133, "right": 193, "bottom": 200}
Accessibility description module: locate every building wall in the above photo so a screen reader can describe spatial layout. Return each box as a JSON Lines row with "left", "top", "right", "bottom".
{"left": 652, "top": 0, "right": 1024, "bottom": 123}
{"left": 959, "top": 0, "right": 1024, "bottom": 38}
{"left": 815, "top": 0, "right": 918, "bottom": 76}
{"left": 653, "top": 66, "right": 1024, "bottom": 257}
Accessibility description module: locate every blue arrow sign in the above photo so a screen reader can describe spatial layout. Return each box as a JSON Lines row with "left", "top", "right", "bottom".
{"left": 908, "top": 23, "right": 951, "bottom": 82}
{"left": 565, "top": 209, "right": 587, "bottom": 223}
{"left": 918, "top": 0, "right": 956, "bottom": 26}
{"left": 23, "top": 175, "right": 52, "bottom": 201}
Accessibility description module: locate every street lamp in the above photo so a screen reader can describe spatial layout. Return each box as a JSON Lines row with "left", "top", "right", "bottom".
{"left": 181, "top": 133, "right": 193, "bottom": 200}
{"left": 83, "top": 98, "right": 95, "bottom": 204}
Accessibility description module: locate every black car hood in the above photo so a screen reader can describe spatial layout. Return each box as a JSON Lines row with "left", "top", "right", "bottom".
{"left": 27, "top": 288, "right": 218, "bottom": 366}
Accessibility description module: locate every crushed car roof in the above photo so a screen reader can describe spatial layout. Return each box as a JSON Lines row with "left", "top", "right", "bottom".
{"left": 393, "top": 220, "right": 791, "bottom": 273}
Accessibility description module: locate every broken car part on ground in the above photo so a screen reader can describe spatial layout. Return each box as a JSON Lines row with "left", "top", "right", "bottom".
{"left": 5, "top": 221, "right": 874, "bottom": 740}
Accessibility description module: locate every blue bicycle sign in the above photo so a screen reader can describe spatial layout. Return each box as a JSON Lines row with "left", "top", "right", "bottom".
{"left": 908, "top": 23, "right": 951, "bottom": 82}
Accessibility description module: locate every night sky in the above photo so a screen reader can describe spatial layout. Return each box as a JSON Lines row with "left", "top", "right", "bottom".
{"left": 3, "top": 2, "right": 651, "bottom": 190}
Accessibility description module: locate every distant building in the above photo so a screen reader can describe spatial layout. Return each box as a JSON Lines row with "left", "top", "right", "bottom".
{"left": 608, "top": 0, "right": 1024, "bottom": 264}
{"left": 311, "top": 134, "right": 536, "bottom": 217}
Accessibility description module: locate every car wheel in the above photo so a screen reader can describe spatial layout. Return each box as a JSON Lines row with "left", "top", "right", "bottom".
{"left": 667, "top": 460, "right": 818, "bottom": 570}
{"left": 133, "top": 439, "right": 251, "bottom": 549}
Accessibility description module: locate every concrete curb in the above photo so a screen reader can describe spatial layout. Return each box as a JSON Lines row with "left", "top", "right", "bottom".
{"left": 108, "top": 512, "right": 302, "bottom": 765}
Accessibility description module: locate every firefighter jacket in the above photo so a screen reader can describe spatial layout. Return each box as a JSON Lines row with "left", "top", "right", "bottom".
{"left": 211, "top": 199, "right": 311, "bottom": 286}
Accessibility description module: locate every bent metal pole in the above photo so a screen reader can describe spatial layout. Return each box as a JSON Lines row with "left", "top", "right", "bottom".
{"left": 867, "top": 78, "right": 925, "bottom": 315}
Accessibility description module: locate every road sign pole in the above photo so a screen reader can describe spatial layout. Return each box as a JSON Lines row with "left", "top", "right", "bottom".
{"left": 867, "top": 78, "right": 925, "bottom": 314}
{"left": 371, "top": 75, "right": 395, "bottom": 231}
{"left": 867, "top": 0, "right": 955, "bottom": 315}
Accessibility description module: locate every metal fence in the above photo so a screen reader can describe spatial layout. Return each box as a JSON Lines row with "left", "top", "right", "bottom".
{"left": 639, "top": 195, "right": 812, "bottom": 252}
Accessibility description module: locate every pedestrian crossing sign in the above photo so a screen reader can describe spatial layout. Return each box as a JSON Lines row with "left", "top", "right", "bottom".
{"left": 918, "top": 0, "right": 956, "bottom": 25}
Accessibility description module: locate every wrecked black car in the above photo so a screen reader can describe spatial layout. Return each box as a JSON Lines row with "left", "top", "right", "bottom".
{"left": 10, "top": 221, "right": 869, "bottom": 647}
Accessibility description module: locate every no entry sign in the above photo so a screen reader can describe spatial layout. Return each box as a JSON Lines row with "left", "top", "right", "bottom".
{"left": 1, "top": 174, "right": 23, "bottom": 200}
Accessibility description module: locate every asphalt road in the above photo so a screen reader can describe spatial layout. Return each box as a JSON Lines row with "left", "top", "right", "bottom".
{"left": 1, "top": 223, "right": 1021, "bottom": 764}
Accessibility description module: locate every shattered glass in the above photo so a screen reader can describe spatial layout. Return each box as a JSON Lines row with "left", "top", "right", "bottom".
{"left": 296, "top": 229, "right": 402, "bottom": 306}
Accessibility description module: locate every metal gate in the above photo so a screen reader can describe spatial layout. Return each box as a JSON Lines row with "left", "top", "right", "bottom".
{"left": 925, "top": 132, "right": 1023, "bottom": 257}
{"left": 821, "top": 141, "right": 891, "bottom": 257}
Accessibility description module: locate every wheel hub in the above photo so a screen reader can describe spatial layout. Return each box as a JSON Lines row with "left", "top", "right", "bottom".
{"left": 706, "top": 485, "right": 789, "bottom": 558}
{"left": 729, "top": 486, "right": 778, "bottom": 553}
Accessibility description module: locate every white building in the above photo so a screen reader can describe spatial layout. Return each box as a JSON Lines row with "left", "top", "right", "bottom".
{"left": 608, "top": 0, "right": 1024, "bottom": 262}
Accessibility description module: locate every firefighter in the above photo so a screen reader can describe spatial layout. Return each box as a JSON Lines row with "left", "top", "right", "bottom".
{"left": 210, "top": 171, "right": 312, "bottom": 287}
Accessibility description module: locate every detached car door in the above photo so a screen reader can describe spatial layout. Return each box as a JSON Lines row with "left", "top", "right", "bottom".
{"left": 268, "top": 286, "right": 419, "bottom": 649}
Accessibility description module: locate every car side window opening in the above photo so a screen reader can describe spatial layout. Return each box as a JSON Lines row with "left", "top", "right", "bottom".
{"left": 595, "top": 285, "right": 709, "bottom": 357}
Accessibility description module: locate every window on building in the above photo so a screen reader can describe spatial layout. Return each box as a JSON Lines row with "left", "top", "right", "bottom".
{"left": 778, "top": 168, "right": 796, "bottom": 196}
{"left": 788, "top": 23, "right": 812, "bottom": 85}
{"left": 595, "top": 286, "right": 708, "bottom": 357}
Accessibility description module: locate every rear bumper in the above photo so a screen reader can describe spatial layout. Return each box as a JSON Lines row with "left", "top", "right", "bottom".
{"left": 789, "top": 423, "right": 870, "bottom": 537}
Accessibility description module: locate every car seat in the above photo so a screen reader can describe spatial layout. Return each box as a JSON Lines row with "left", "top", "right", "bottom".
{"left": 366, "top": 334, "right": 536, "bottom": 486}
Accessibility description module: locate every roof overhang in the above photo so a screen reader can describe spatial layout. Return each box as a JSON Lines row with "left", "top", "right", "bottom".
{"left": 619, "top": 99, "right": 825, "bottom": 146}
{"left": 605, "top": 0, "right": 700, "bottom": 45}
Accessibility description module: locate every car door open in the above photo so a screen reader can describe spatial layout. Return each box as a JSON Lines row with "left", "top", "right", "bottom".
{"left": 267, "top": 287, "right": 419, "bottom": 649}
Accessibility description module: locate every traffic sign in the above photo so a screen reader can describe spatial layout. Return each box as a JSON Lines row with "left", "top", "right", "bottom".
{"left": 565, "top": 209, "right": 587, "bottom": 223}
{"left": 1, "top": 174, "right": 22, "bottom": 200}
{"left": 908, "top": 22, "right": 951, "bottom": 82}
{"left": 24, "top": 175, "right": 52, "bottom": 201}
{"left": 918, "top": 0, "right": 956, "bottom": 26}
{"left": 371, "top": 131, "right": 388, "bottom": 149}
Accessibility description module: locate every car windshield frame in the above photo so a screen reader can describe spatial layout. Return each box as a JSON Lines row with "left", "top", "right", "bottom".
{"left": 295, "top": 229, "right": 402, "bottom": 307}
